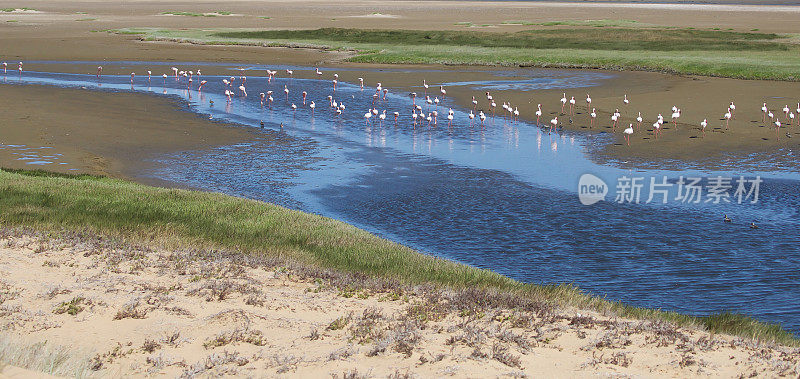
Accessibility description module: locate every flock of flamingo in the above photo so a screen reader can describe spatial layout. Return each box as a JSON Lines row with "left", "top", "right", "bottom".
{"left": 4, "top": 61, "right": 799, "bottom": 145}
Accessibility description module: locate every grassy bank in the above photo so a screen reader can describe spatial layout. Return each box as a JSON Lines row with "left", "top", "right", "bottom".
{"left": 0, "top": 168, "right": 796, "bottom": 345}
{"left": 117, "top": 27, "right": 800, "bottom": 81}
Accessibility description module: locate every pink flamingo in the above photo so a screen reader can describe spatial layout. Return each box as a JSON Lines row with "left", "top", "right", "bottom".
{"left": 535, "top": 104, "right": 542, "bottom": 126}
{"left": 96, "top": 66, "right": 102, "bottom": 79}
{"left": 623, "top": 124, "right": 634, "bottom": 146}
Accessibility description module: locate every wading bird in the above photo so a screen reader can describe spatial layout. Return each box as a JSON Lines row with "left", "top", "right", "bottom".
{"left": 623, "top": 123, "right": 634, "bottom": 146}
{"left": 701, "top": 118, "right": 708, "bottom": 137}
{"left": 535, "top": 104, "right": 542, "bottom": 126}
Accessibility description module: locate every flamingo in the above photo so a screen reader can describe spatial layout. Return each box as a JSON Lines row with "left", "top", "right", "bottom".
{"left": 569, "top": 96, "right": 576, "bottom": 117}
{"left": 585, "top": 94, "right": 592, "bottom": 109}
{"left": 774, "top": 119, "right": 782, "bottom": 140}
{"left": 701, "top": 118, "right": 708, "bottom": 137}
{"left": 17, "top": 61, "right": 23, "bottom": 74}
{"left": 423, "top": 79, "right": 429, "bottom": 96}
{"left": 393, "top": 111, "right": 399, "bottom": 123}
{"left": 623, "top": 94, "right": 630, "bottom": 106}
{"left": 412, "top": 111, "right": 418, "bottom": 126}
{"left": 130, "top": 72, "right": 135, "bottom": 84}
{"left": 96, "top": 66, "right": 102, "bottom": 79}
{"left": 358, "top": 77, "right": 364, "bottom": 90}
{"left": 471, "top": 96, "right": 478, "bottom": 110}
{"left": 440, "top": 85, "right": 446, "bottom": 100}
{"left": 653, "top": 122, "right": 661, "bottom": 139}
{"left": 560, "top": 93, "right": 567, "bottom": 114}
{"left": 723, "top": 110, "right": 731, "bottom": 129}
{"left": 162, "top": 73, "right": 168, "bottom": 86}
{"left": 479, "top": 111, "right": 486, "bottom": 126}
{"left": 447, "top": 112, "right": 454, "bottom": 126}
{"left": 789, "top": 112, "right": 795, "bottom": 126}
{"left": 286, "top": 69, "right": 293, "bottom": 79}
{"left": 284, "top": 85, "right": 289, "bottom": 101}
{"left": 434, "top": 97, "right": 440, "bottom": 108}
{"left": 199, "top": 80, "right": 207, "bottom": 91}
{"left": 378, "top": 110, "right": 386, "bottom": 126}
{"left": 590, "top": 108, "right": 597, "bottom": 128}
{"left": 309, "top": 101, "right": 316, "bottom": 116}
{"left": 2, "top": 62, "right": 6, "bottom": 74}
{"left": 239, "top": 85, "right": 247, "bottom": 97}
{"left": 729, "top": 101, "right": 736, "bottom": 119}
{"left": 171, "top": 67, "right": 178, "bottom": 78}
{"left": 147, "top": 70, "right": 152, "bottom": 84}
{"left": 302, "top": 91, "right": 307, "bottom": 105}
{"left": 783, "top": 105, "right": 791, "bottom": 121}
{"left": 671, "top": 108, "right": 681, "bottom": 129}
{"left": 611, "top": 111, "right": 619, "bottom": 130}
{"left": 636, "top": 112, "right": 643, "bottom": 130}
{"left": 550, "top": 117, "right": 558, "bottom": 133}
{"left": 796, "top": 102, "right": 800, "bottom": 116}
{"left": 623, "top": 124, "right": 634, "bottom": 146}
{"left": 762, "top": 103, "right": 769, "bottom": 122}
{"left": 315, "top": 67, "right": 322, "bottom": 76}
{"left": 259, "top": 92, "right": 266, "bottom": 106}
{"left": 468, "top": 110, "right": 475, "bottom": 125}
{"left": 535, "top": 104, "right": 542, "bottom": 126}
{"left": 513, "top": 107, "right": 519, "bottom": 122}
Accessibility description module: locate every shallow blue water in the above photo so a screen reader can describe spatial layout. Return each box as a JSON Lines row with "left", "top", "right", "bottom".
{"left": 3, "top": 64, "right": 799, "bottom": 334}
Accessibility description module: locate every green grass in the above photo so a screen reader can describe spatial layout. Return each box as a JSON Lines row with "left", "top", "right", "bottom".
{"left": 0, "top": 168, "right": 796, "bottom": 346}
{"left": 214, "top": 28, "right": 787, "bottom": 52}
{"left": 114, "top": 27, "right": 800, "bottom": 81}
{"left": 1, "top": 7, "right": 36, "bottom": 12}
{"left": 501, "top": 19, "right": 662, "bottom": 28}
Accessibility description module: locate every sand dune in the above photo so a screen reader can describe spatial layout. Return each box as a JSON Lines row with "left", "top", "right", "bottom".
{"left": 0, "top": 229, "right": 797, "bottom": 377}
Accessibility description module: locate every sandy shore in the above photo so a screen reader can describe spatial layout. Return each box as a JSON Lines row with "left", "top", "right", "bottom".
{"left": 0, "top": 83, "right": 255, "bottom": 181}
{"left": 0, "top": 229, "right": 797, "bottom": 377}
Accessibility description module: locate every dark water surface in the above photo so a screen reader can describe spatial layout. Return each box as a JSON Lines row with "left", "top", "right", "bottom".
{"left": 4, "top": 63, "right": 799, "bottom": 334}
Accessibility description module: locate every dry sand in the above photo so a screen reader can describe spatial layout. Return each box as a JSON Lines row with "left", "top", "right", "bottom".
{"left": 0, "top": 229, "right": 798, "bottom": 377}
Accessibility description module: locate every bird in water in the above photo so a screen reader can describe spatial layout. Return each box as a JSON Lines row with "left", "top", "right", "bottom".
{"left": 750, "top": 222, "right": 759, "bottom": 229}
{"left": 724, "top": 214, "right": 732, "bottom": 223}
